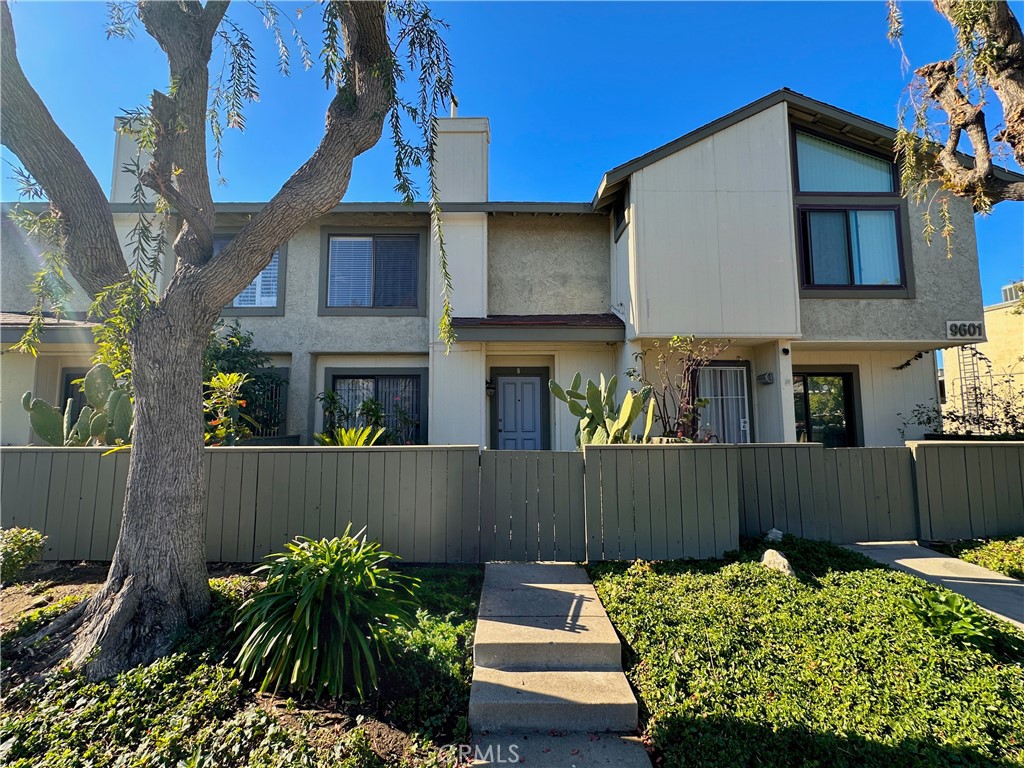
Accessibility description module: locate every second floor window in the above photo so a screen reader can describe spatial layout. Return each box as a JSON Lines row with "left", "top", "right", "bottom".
{"left": 794, "top": 130, "right": 905, "bottom": 290}
{"left": 326, "top": 234, "right": 419, "bottom": 308}
{"left": 214, "top": 235, "right": 282, "bottom": 310}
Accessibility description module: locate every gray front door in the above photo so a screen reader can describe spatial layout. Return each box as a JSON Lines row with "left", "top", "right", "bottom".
{"left": 497, "top": 375, "right": 544, "bottom": 449}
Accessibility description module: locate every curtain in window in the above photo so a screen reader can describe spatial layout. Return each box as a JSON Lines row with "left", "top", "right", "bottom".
{"left": 327, "top": 237, "right": 373, "bottom": 307}
{"left": 850, "top": 210, "right": 900, "bottom": 285}
{"left": 807, "top": 211, "right": 851, "bottom": 284}
{"left": 373, "top": 236, "right": 418, "bottom": 307}
{"left": 796, "top": 133, "right": 893, "bottom": 193}
{"left": 697, "top": 367, "right": 750, "bottom": 443}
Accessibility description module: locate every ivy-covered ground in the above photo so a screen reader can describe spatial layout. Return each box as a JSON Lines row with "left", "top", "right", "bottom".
{"left": 931, "top": 536, "right": 1024, "bottom": 580}
{"left": 589, "top": 537, "right": 1024, "bottom": 768}
{"left": 0, "top": 563, "right": 482, "bottom": 768}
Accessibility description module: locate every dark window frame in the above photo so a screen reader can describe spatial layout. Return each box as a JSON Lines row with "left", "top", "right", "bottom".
{"left": 797, "top": 204, "right": 908, "bottom": 291}
{"left": 488, "top": 366, "right": 552, "bottom": 450}
{"left": 322, "top": 366, "right": 429, "bottom": 443}
{"left": 792, "top": 365, "right": 864, "bottom": 447}
{"left": 215, "top": 230, "right": 288, "bottom": 318}
{"left": 790, "top": 125, "right": 915, "bottom": 299}
{"left": 318, "top": 227, "right": 428, "bottom": 317}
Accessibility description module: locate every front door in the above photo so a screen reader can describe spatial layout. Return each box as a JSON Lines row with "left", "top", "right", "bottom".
{"left": 493, "top": 370, "right": 548, "bottom": 449}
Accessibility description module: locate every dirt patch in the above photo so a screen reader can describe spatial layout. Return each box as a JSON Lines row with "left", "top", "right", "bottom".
{"left": 256, "top": 693, "right": 413, "bottom": 762}
{"left": 1, "top": 561, "right": 261, "bottom": 635}
{"left": 0, "top": 562, "right": 107, "bottom": 634}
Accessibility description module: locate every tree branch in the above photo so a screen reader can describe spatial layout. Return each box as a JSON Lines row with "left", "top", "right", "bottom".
{"left": 137, "top": 0, "right": 223, "bottom": 268}
{"left": 0, "top": 1, "right": 127, "bottom": 298}
{"left": 183, "top": 0, "right": 393, "bottom": 311}
{"left": 918, "top": 0, "right": 1024, "bottom": 205}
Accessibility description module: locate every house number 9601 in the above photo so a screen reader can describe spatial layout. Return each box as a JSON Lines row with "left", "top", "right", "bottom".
{"left": 946, "top": 321, "right": 984, "bottom": 340}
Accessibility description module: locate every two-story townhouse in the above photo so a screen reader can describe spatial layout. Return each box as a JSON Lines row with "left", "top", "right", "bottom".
{"left": 3, "top": 89, "right": 1017, "bottom": 449}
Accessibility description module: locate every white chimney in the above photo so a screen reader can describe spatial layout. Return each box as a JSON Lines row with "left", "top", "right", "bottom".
{"left": 110, "top": 117, "right": 153, "bottom": 204}
{"left": 433, "top": 116, "right": 489, "bottom": 203}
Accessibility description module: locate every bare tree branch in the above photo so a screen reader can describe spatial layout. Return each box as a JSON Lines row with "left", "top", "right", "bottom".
{"left": 136, "top": 0, "right": 225, "bottom": 268}
{"left": 915, "top": 0, "right": 1024, "bottom": 204}
{"left": 187, "top": 0, "right": 393, "bottom": 311}
{"left": 0, "top": 1, "right": 127, "bottom": 298}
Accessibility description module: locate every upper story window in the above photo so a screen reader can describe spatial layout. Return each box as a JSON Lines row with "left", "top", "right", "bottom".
{"left": 795, "top": 132, "right": 895, "bottom": 193}
{"left": 321, "top": 231, "right": 423, "bottom": 315}
{"left": 215, "top": 234, "right": 285, "bottom": 315}
{"left": 793, "top": 130, "right": 907, "bottom": 292}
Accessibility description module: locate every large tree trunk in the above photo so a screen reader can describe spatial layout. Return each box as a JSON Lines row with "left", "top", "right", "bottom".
{"left": 68, "top": 306, "right": 215, "bottom": 678}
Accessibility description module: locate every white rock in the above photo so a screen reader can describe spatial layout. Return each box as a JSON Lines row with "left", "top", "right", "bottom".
{"left": 765, "top": 528, "right": 784, "bottom": 543}
{"left": 761, "top": 548, "right": 796, "bottom": 577}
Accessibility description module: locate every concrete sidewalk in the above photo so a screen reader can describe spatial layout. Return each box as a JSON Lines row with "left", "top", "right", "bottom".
{"left": 845, "top": 542, "right": 1023, "bottom": 630}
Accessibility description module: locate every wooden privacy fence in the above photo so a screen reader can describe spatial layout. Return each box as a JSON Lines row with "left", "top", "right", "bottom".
{"left": 1, "top": 442, "right": 1022, "bottom": 564}
{"left": 583, "top": 445, "right": 738, "bottom": 561}
{"left": 735, "top": 444, "right": 918, "bottom": 543}
{"left": 910, "top": 442, "right": 1024, "bottom": 541}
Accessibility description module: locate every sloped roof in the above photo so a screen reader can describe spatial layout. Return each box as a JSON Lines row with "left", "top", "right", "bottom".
{"left": 593, "top": 87, "right": 1024, "bottom": 209}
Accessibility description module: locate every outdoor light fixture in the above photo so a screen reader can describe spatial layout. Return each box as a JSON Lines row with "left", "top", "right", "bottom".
{"left": 485, "top": 380, "right": 496, "bottom": 397}
{"left": 756, "top": 372, "right": 775, "bottom": 386}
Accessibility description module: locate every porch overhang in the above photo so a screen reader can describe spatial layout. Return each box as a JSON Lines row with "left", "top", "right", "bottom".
{"left": 0, "top": 312, "right": 96, "bottom": 345}
{"left": 452, "top": 314, "right": 625, "bottom": 342}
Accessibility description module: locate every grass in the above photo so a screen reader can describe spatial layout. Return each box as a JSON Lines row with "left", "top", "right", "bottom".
{"left": 589, "top": 537, "right": 1024, "bottom": 768}
{"left": 0, "top": 564, "right": 483, "bottom": 768}
{"left": 931, "top": 536, "right": 1024, "bottom": 580}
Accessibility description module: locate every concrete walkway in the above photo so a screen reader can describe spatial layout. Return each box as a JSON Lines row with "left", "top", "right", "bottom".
{"left": 845, "top": 542, "right": 1023, "bottom": 630}
{"left": 468, "top": 562, "right": 650, "bottom": 767}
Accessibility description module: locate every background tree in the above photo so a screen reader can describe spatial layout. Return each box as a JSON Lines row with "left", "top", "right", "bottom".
{"left": 1, "top": 0, "right": 453, "bottom": 679}
{"left": 891, "top": 0, "right": 1024, "bottom": 214}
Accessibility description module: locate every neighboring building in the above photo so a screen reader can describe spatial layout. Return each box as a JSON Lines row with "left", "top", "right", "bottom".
{"left": 3, "top": 89, "right": 1017, "bottom": 448}
{"left": 941, "top": 286, "right": 1024, "bottom": 431}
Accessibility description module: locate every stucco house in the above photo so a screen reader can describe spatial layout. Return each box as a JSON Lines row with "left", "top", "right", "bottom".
{"left": 3, "top": 89, "right": 1016, "bottom": 450}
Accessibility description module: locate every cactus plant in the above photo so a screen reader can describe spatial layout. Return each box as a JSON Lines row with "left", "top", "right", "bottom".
{"left": 550, "top": 372, "right": 655, "bottom": 447}
{"left": 22, "top": 363, "right": 132, "bottom": 446}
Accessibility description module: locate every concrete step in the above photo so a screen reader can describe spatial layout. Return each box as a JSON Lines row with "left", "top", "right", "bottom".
{"left": 469, "top": 667, "right": 638, "bottom": 732}
{"left": 477, "top": 576, "right": 606, "bottom": 619}
{"left": 470, "top": 731, "right": 650, "bottom": 767}
{"left": 474, "top": 615, "right": 623, "bottom": 671}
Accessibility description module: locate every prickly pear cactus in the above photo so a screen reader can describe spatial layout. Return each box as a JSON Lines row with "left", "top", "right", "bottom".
{"left": 22, "top": 363, "right": 132, "bottom": 447}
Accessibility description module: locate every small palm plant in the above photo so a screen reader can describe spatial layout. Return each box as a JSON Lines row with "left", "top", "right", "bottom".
{"left": 313, "top": 426, "right": 386, "bottom": 446}
{"left": 233, "top": 528, "right": 420, "bottom": 701}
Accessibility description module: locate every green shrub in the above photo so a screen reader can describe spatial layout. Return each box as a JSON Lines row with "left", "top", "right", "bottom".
{"left": 1, "top": 527, "right": 46, "bottom": 583}
{"left": 906, "top": 588, "right": 1000, "bottom": 652}
{"left": 935, "top": 536, "right": 1024, "bottom": 580}
{"left": 233, "top": 530, "right": 420, "bottom": 701}
{"left": 590, "top": 544, "right": 1024, "bottom": 768}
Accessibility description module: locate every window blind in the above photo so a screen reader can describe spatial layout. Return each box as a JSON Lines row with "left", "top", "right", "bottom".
{"left": 796, "top": 133, "right": 893, "bottom": 193}
{"left": 327, "top": 237, "right": 373, "bottom": 307}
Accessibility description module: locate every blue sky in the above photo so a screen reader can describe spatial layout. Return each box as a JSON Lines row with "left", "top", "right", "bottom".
{"left": 2, "top": 1, "right": 1021, "bottom": 304}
